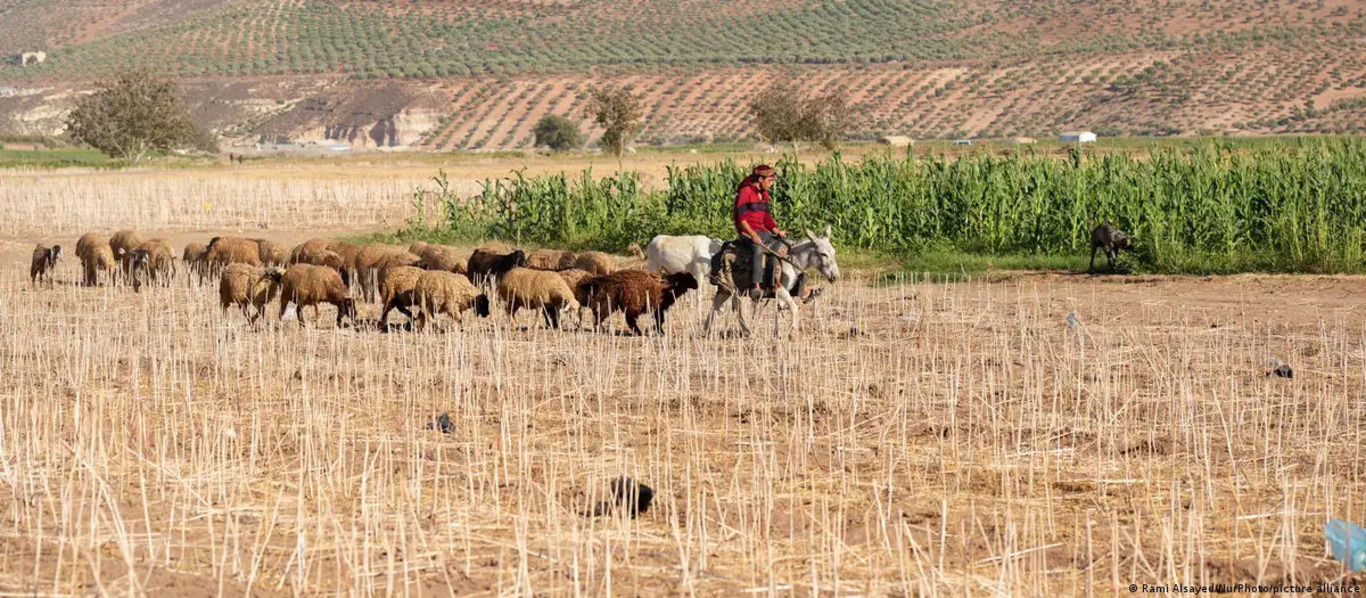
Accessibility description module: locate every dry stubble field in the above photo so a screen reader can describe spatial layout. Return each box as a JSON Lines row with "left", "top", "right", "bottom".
{"left": 1, "top": 164, "right": 1365, "bottom": 596}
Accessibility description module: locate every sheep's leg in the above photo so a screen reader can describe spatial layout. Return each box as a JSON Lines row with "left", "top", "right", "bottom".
{"left": 379, "top": 301, "right": 395, "bottom": 327}
{"left": 624, "top": 310, "right": 644, "bottom": 336}
{"left": 1106, "top": 249, "right": 1116, "bottom": 272}
{"left": 1089, "top": 246, "right": 1097, "bottom": 274}
{"left": 396, "top": 304, "right": 416, "bottom": 325}
{"left": 703, "top": 291, "right": 730, "bottom": 336}
{"left": 654, "top": 309, "right": 667, "bottom": 335}
{"left": 544, "top": 306, "right": 561, "bottom": 330}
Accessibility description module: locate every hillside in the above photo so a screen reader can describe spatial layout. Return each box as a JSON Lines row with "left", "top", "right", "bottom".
{"left": 0, "top": 0, "right": 1362, "bottom": 149}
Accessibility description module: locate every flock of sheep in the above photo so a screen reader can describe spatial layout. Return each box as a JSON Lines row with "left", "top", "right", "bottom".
{"left": 30, "top": 232, "right": 706, "bottom": 335}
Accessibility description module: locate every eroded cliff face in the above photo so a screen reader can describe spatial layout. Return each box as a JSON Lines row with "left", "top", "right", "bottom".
{"left": 0, "top": 77, "right": 448, "bottom": 149}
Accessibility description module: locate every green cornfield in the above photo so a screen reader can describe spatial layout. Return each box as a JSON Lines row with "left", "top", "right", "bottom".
{"left": 427, "top": 137, "right": 1366, "bottom": 273}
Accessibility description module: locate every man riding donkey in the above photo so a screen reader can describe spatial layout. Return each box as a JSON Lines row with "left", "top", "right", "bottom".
{"left": 709, "top": 164, "right": 822, "bottom": 303}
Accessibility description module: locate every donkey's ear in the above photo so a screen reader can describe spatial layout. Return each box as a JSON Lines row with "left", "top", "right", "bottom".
{"left": 823, "top": 224, "right": 832, "bottom": 238}
{"left": 804, "top": 228, "right": 817, "bottom": 241}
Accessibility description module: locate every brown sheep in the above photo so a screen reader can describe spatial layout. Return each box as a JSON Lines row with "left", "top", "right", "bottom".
{"left": 278, "top": 264, "right": 357, "bottom": 328}
{"left": 373, "top": 253, "right": 422, "bottom": 302}
{"left": 496, "top": 267, "right": 580, "bottom": 329}
{"left": 376, "top": 251, "right": 422, "bottom": 272}
{"left": 414, "top": 270, "right": 490, "bottom": 331}
{"left": 556, "top": 268, "right": 595, "bottom": 328}
{"left": 298, "top": 249, "right": 347, "bottom": 272}
{"left": 326, "top": 241, "right": 360, "bottom": 267}
{"left": 289, "top": 238, "right": 333, "bottom": 264}
{"left": 418, "top": 245, "right": 469, "bottom": 274}
{"left": 128, "top": 239, "right": 176, "bottom": 291}
{"left": 581, "top": 270, "right": 698, "bottom": 336}
{"left": 30, "top": 244, "right": 61, "bottom": 288}
{"left": 183, "top": 241, "right": 209, "bottom": 283}
{"left": 570, "top": 251, "right": 616, "bottom": 276}
{"left": 354, "top": 243, "right": 408, "bottom": 302}
{"left": 108, "top": 230, "right": 143, "bottom": 260}
{"left": 206, "top": 236, "right": 262, "bottom": 276}
{"left": 76, "top": 233, "right": 101, "bottom": 260}
{"left": 467, "top": 249, "right": 528, "bottom": 287}
{"left": 526, "top": 248, "right": 573, "bottom": 271}
{"left": 378, "top": 265, "right": 427, "bottom": 327}
{"left": 109, "top": 230, "right": 144, "bottom": 282}
{"left": 77, "top": 235, "right": 117, "bottom": 287}
{"left": 253, "top": 239, "right": 288, "bottom": 266}
{"left": 408, "top": 241, "right": 430, "bottom": 256}
{"left": 219, "top": 265, "right": 284, "bottom": 323}
{"left": 556, "top": 268, "right": 595, "bottom": 305}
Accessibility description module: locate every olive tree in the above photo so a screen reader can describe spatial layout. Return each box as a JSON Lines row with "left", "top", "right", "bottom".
{"left": 65, "top": 68, "right": 216, "bottom": 162}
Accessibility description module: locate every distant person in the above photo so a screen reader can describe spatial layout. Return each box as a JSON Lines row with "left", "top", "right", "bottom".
{"left": 228, "top": 152, "right": 235, "bottom": 164}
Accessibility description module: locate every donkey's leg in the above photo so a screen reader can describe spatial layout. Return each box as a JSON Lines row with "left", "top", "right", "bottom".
{"left": 735, "top": 296, "right": 753, "bottom": 337}
{"left": 774, "top": 287, "right": 800, "bottom": 337}
{"left": 704, "top": 290, "right": 730, "bottom": 336}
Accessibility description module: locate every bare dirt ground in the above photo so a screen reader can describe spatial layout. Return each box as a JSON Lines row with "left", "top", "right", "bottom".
{"left": 1, "top": 168, "right": 1365, "bottom": 595}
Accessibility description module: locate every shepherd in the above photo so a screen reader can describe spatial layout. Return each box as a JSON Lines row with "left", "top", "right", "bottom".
{"left": 709, "top": 164, "right": 817, "bottom": 302}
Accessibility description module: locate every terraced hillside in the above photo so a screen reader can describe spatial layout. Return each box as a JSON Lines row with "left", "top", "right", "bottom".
{"left": 0, "top": 0, "right": 1362, "bottom": 147}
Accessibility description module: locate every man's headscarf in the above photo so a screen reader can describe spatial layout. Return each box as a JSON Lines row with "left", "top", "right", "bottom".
{"left": 740, "top": 164, "right": 776, "bottom": 190}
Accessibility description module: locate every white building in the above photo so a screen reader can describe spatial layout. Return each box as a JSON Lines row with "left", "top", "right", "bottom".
{"left": 1060, "top": 131, "right": 1097, "bottom": 143}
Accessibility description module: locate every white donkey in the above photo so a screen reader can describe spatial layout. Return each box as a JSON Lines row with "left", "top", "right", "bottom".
{"left": 704, "top": 226, "right": 840, "bottom": 337}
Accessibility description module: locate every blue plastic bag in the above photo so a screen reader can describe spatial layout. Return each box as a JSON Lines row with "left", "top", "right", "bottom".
{"left": 1325, "top": 519, "right": 1366, "bottom": 571}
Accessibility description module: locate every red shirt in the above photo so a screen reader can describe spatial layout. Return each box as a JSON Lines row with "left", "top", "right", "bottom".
{"left": 733, "top": 182, "right": 777, "bottom": 236}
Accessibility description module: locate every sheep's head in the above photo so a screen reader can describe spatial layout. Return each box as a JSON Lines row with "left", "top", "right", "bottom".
{"left": 336, "top": 267, "right": 351, "bottom": 288}
{"left": 207, "top": 237, "right": 221, "bottom": 250}
{"left": 508, "top": 250, "right": 528, "bottom": 269}
{"left": 664, "top": 272, "right": 698, "bottom": 297}
{"left": 128, "top": 249, "right": 150, "bottom": 269}
{"left": 336, "top": 297, "right": 357, "bottom": 326}
{"left": 49, "top": 245, "right": 62, "bottom": 263}
{"left": 474, "top": 294, "right": 492, "bottom": 318}
{"left": 263, "top": 267, "right": 285, "bottom": 283}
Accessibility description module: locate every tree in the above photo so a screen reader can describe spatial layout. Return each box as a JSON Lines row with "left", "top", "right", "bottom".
{"left": 585, "top": 86, "right": 643, "bottom": 159}
{"left": 749, "top": 82, "right": 853, "bottom": 150}
{"left": 66, "top": 68, "right": 217, "bottom": 162}
{"left": 532, "top": 114, "right": 585, "bottom": 151}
